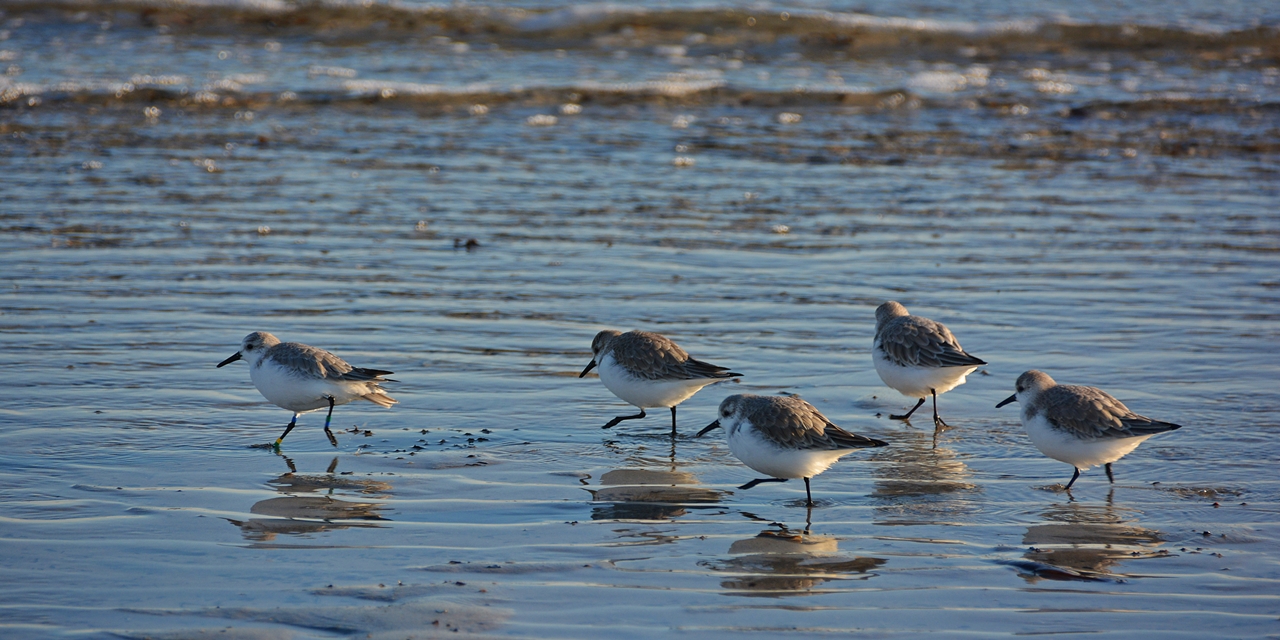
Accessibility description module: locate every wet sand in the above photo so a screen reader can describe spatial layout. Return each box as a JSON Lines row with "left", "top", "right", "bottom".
{"left": 2, "top": 1, "right": 1279, "bottom": 637}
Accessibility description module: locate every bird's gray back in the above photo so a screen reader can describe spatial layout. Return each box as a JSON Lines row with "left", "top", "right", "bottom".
{"left": 265, "top": 342, "right": 358, "bottom": 381}
{"left": 875, "top": 316, "right": 985, "bottom": 368}
{"left": 609, "top": 331, "right": 734, "bottom": 381}
{"left": 1035, "top": 384, "right": 1181, "bottom": 440}
{"left": 746, "top": 396, "right": 886, "bottom": 451}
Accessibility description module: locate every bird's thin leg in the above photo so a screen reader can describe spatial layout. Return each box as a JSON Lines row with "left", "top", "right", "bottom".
{"left": 738, "top": 477, "right": 789, "bottom": 490}
{"left": 273, "top": 413, "right": 299, "bottom": 448}
{"left": 1105, "top": 462, "right": 1115, "bottom": 484}
{"left": 323, "top": 396, "right": 338, "bottom": 448}
{"left": 890, "top": 397, "right": 926, "bottom": 421}
{"left": 670, "top": 406, "right": 678, "bottom": 436}
{"left": 602, "top": 408, "right": 647, "bottom": 429}
{"left": 804, "top": 477, "right": 813, "bottom": 507}
{"left": 804, "top": 502, "right": 813, "bottom": 535}
{"left": 931, "top": 389, "right": 950, "bottom": 431}
{"left": 1064, "top": 467, "right": 1081, "bottom": 490}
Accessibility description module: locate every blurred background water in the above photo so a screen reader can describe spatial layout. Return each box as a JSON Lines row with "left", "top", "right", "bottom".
{"left": 1, "top": 0, "right": 1278, "bottom": 637}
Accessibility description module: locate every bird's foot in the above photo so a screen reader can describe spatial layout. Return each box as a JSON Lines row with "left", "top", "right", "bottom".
{"left": 738, "top": 477, "right": 788, "bottom": 491}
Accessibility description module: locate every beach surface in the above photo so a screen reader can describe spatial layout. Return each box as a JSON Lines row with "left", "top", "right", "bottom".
{"left": 1, "top": 1, "right": 1278, "bottom": 636}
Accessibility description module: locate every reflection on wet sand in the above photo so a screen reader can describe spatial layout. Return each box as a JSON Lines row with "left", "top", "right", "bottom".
{"left": 227, "top": 457, "right": 392, "bottom": 544}
{"left": 1009, "top": 497, "right": 1171, "bottom": 583}
{"left": 871, "top": 429, "right": 977, "bottom": 523}
{"left": 588, "top": 468, "right": 725, "bottom": 521}
{"left": 702, "top": 527, "right": 887, "bottom": 596}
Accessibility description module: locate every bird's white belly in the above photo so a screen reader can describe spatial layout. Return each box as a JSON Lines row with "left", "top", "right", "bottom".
{"left": 1022, "top": 413, "right": 1148, "bottom": 469}
{"left": 250, "top": 361, "right": 363, "bottom": 413}
{"left": 873, "top": 349, "right": 975, "bottom": 398}
{"left": 728, "top": 426, "right": 849, "bottom": 479}
{"left": 597, "top": 356, "right": 719, "bottom": 408}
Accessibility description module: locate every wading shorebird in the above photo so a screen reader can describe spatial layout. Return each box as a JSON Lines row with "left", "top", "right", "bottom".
{"left": 996, "top": 370, "right": 1181, "bottom": 490}
{"left": 873, "top": 301, "right": 986, "bottom": 431}
{"left": 580, "top": 329, "right": 741, "bottom": 435}
{"left": 697, "top": 394, "right": 888, "bottom": 506}
{"left": 217, "top": 331, "right": 397, "bottom": 448}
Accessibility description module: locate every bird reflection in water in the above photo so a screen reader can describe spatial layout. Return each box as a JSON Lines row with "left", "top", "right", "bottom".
{"left": 588, "top": 468, "right": 725, "bottom": 522}
{"left": 871, "top": 428, "right": 977, "bottom": 523}
{"left": 701, "top": 518, "right": 887, "bottom": 596}
{"left": 227, "top": 455, "right": 392, "bottom": 545}
{"left": 1008, "top": 491, "right": 1172, "bottom": 582}
{"left": 590, "top": 434, "right": 726, "bottom": 523}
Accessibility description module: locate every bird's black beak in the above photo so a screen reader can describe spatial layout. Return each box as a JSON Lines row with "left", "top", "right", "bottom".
{"left": 579, "top": 360, "right": 597, "bottom": 378}
{"left": 217, "top": 352, "right": 242, "bottom": 368}
{"left": 695, "top": 420, "right": 721, "bottom": 438}
{"left": 996, "top": 394, "right": 1017, "bottom": 408}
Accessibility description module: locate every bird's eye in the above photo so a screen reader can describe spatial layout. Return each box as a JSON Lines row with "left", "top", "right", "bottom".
{"left": 1016, "top": 386, "right": 1023, "bottom": 392}
{"left": 721, "top": 410, "right": 730, "bottom": 417}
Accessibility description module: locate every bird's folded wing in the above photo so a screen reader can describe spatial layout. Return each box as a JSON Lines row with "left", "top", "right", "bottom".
{"left": 270, "top": 342, "right": 356, "bottom": 380}
{"left": 878, "top": 317, "right": 984, "bottom": 368}
{"left": 752, "top": 397, "right": 885, "bottom": 450}
{"left": 610, "top": 331, "right": 697, "bottom": 380}
{"left": 1044, "top": 385, "right": 1180, "bottom": 440}
{"left": 682, "top": 357, "right": 740, "bottom": 379}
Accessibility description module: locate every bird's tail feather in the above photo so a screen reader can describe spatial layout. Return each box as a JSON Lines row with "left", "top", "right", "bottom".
{"left": 361, "top": 391, "right": 398, "bottom": 408}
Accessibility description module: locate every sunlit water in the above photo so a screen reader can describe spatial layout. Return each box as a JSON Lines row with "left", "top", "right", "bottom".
{"left": 1, "top": 1, "right": 1278, "bottom": 637}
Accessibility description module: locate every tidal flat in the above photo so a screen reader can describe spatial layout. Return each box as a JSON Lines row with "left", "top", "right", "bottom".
{"left": 1, "top": 0, "right": 1278, "bottom": 637}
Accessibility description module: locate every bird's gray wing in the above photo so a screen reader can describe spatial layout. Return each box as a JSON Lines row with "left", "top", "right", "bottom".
{"left": 681, "top": 357, "right": 741, "bottom": 380}
{"left": 876, "top": 316, "right": 986, "bottom": 368}
{"left": 267, "top": 342, "right": 374, "bottom": 382}
{"left": 342, "top": 367, "right": 396, "bottom": 382}
{"left": 1041, "top": 385, "right": 1181, "bottom": 440}
{"left": 824, "top": 424, "right": 890, "bottom": 450}
{"left": 610, "top": 331, "right": 737, "bottom": 381}
{"left": 751, "top": 397, "right": 887, "bottom": 451}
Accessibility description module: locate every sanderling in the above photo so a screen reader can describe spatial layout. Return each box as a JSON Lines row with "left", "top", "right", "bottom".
{"left": 996, "top": 370, "right": 1181, "bottom": 490}
{"left": 873, "top": 301, "right": 986, "bottom": 431}
{"left": 697, "top": 394, "right": 887, "bottom": 505}
{"left": 217, "top": 331, "right": 397, "bottom": 448}
{"left": 580, "top": 329, "right": 741, "bottom": 435}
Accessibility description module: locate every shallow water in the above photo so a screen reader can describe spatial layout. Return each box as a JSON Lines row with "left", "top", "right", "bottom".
{"left": 2, "top": 1, "right": 1279, "bottom": 637}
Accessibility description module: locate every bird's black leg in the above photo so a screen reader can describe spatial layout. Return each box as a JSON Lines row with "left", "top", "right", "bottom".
{"left": 804, "top": 477, "right": 813, "bottom": 507}
{"left": 323, "top": 396, "right": 338, "bottom": 448}
{"left": 931, "top": 389, "right": 950, "bottom": 431}
{"left": 1105, "top": 463, "right": 1114, "bottom": 484}
{"left": 602, "top": 408, "right": 646, "bottom": 429}
{"left": 273, "top": 413, "right": 299, "bottom": 449}
{"left": 738, "top": 477, "right": 788, "bottom": 491}
{"left": 1064, "top": 467, "right": 1081, "bottom": 490}
{"left": 890, "top": 397, "right": 926, "bottom": 421}
{"left": 670, "top": 406, "right": 678, "bottom": 436}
